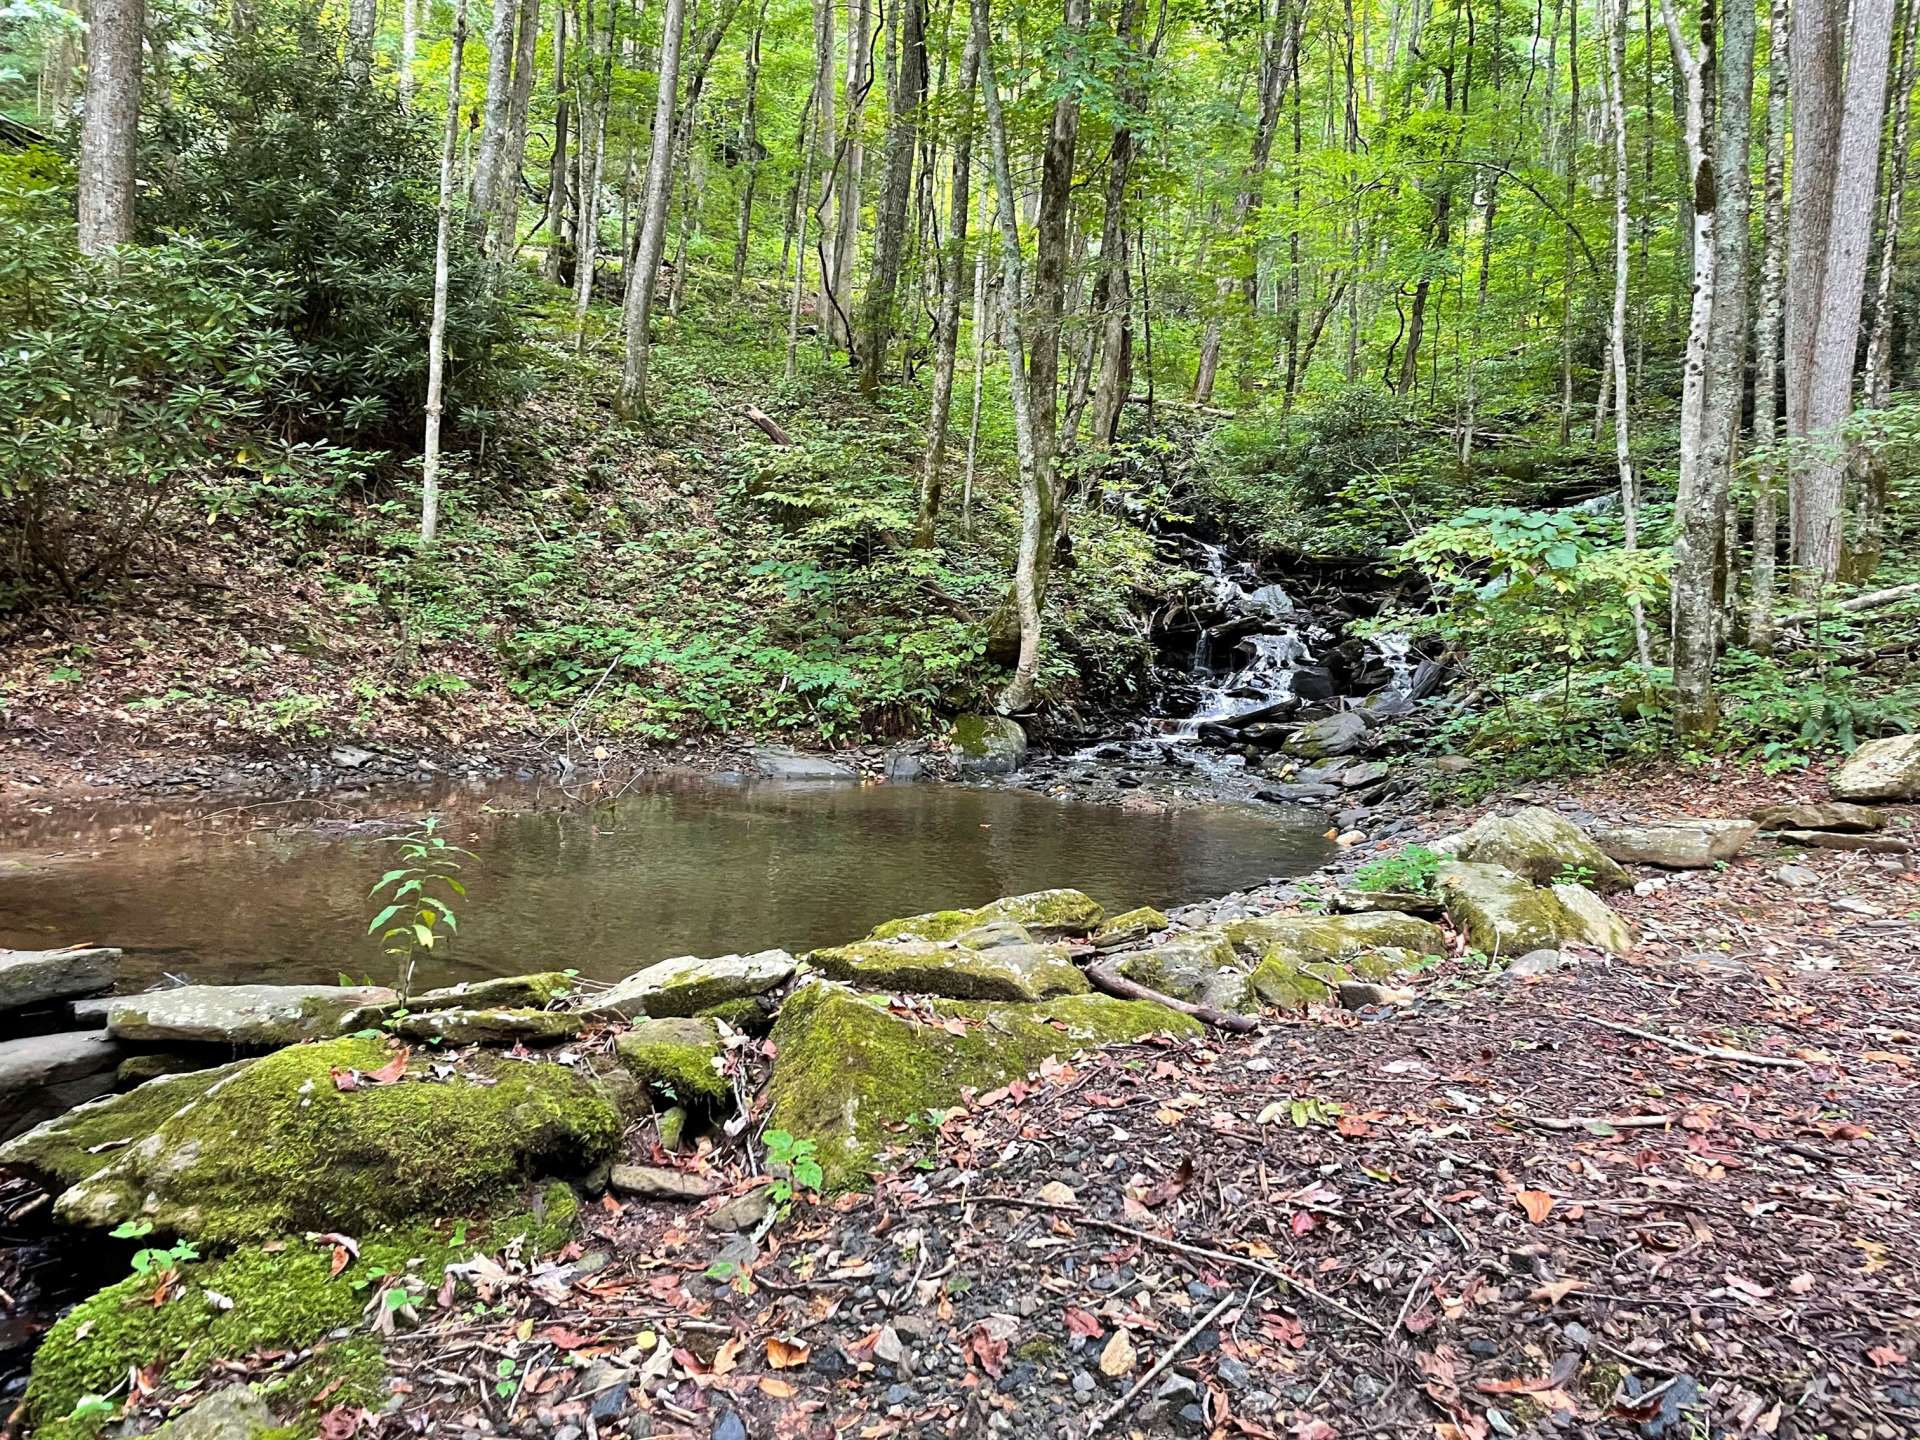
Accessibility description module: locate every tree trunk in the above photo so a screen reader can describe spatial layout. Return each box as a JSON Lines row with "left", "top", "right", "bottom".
{"left": 1748, "top": 0, "right": 1787, "bottom": 652}
{"left": 77, "top": 0, "right": 145, "bottom": 255}
{"left": 1029, "top": 0, "right": 1088, "bottom": 562}
{"left": 975, "top": 0, "right": 1044, "bottom": 711}
{"left": 493, "top": 0, "right": 545, "bottom": 258}
{"left": 401, "top": 0, "right": 418, "bottom": 102}
{"left": 348, "top": 0, "right": 378, "bottom": 83}
{"left": 917, "top": 18, "right": 981, "bottom": 542}
{"left": 423, "top": 0, "right": 472, "bottom": 543}
{"left": 469, "top": 0, "right": 523, "bottom": 238}
{"left": 616, "top": 0, "right": 689, "bottom": 417}
{"left": 859, "top": 0, "right": 927, "bottom": 389}
{"left": 540, "top": 2, "right": 571, "bottom": 285}
{"left": 826, "top": 0, "right": 873, "bottom": 351}
{"left": 783, "top": 85, "right": 819, "bottom": 378}
{"left": 569, "top": 0, "right": 616, "bottom": 339}
{"left": 963, "top": 238, "right": 988, "bottom": 537}
{"left": 732, "top": 0, "right": 770, "bottom": 290}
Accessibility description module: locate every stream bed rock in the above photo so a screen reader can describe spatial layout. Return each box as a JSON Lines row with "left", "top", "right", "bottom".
{"left": 867, "top": 889, "right": 1104, "bottom": 943}
{"left": 1437, "top": 861, "right": 1633, "bottom": 956}
{"left": 105, "top": 983, "right": 396, "bottom": 1046}
{"left": 1444, "top": 807, "right": 1632, "bottom": 893}
{"left": 0, "top": 946, "right": 120, "bottom": 1014}
{"left": 583, "top": 949, "right": 797, "bottom": 1020}
{"left": 1829, "top": 734, "right": 1920, "bottom": 801}
{"left": 809, "top": 939, "right": 1090, "bottom": 1001}
{"left": 1590, "top": 818, "right": 1757, "bottom": 868}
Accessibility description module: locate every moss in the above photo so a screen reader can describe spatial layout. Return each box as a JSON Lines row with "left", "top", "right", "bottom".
{"left": 950, "top": 714, "right": 993, "bottom": 755}
{"left": 1437, "top": 862, "right": 1586, "bottom": 955}
{"left": 696, "top": 996, "right": 775, "bottom": 1033}
{"left": 1115, "top": 930, "right": 1249, "bottom": 1011}
{"left": 867, "top": 889, "right": 1105, "bottom": 943}
{"left": 614, "top": 1018, "right": 729, "bottom": 1105}
{"left": 54, "top": 1037, "right": 618, "bottom": 1244}
{"left": 0, "top": 1060, "right": 254, "bottom": 1194}
{"left": 1248, "top": 954, "right": 1336, "bottom": 1010}
{"left": 766, "top": 983, "right": 1200, "bottom": 1189}
{"left": 27, "top": 1184, "right": 579, "bottom": 1435}
{"left": 385, "top": 1007, "right": 584, "bottom": 1046}
{"left": 808, "top": 939, "right": 1090, "bottom": 1001}
{"left": 1092, "top": 906, "right": 1171, "bottom": 945}
{"left": 262, "top": 1337, "right": 390, "bottom": 1427}
{"left": 1223, "top": 911, "right": 1447, "bottom": 962}
{"left": 411, "top": 972, "right": 579, "bottom": 1010}
{"left": 116, "top": 1053, "right": 214, "bottom": 1087}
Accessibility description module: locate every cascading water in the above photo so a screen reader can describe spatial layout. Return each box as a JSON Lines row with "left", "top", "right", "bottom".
{"left": 1368, "top": 631, "right": 1418, "bottom": 697}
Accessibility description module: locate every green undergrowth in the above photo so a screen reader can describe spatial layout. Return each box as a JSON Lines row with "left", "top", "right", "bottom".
{"left": 29, "top": 1184, "right": 580, "bottom": 1438}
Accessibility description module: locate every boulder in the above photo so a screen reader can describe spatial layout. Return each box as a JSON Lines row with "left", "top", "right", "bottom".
{"left": 1282, "top": 712, "right": 1368, "bottom": 759}
{"left": 1590, "top": 819, "right": 1757, "bottom": 869}
{"left": 0, "top": 1031, "right": 125, "bottom": 1142}
{"left": 808, "top": 940, "right": 1090, "bottom": 1002}
{"left": 1340, "top": 761, "right": 1392, "bottom": 790}
{"left": 106, "top": 984, "right": 396, "bottom": 1047}
{"left": 1255, "top": 783, "right": 1342, "bottom": 805}
{"left": 950, "top": 715, "right": 1029, "bottom": 777}
{"left": 151, "top": 1386, "right": 278, "bottom": 1440}
{"left": 1773, "top": 829, "right": 1913, "bottom": 853}
{"left": 1830, "top": 734, "right": 1920, "bottom": 801}
{"left": 1, "top": 1060, "right": 253, "bottom": 1194}
{"left": 0, "top": 946, "right": 119, "bottom": 1015}
{"left": 868, "top": 889, "right": 1104, "bottom": 943}
{"left": 1748, "top": 801, "right": 1886, "bottom": 833}
{"left": 615, "top": 1016, "right": 729, "bottom": 1104}
{"left": 47, "top": 1035, "right": 619, "bottom": 1243}
{"left": 407, "top": 972, "right": 580, "bottom": 1011}
{"left": 1337, "top": 980, "right": 1415, "bottom": 1008}
{"left": 767, "top": 984, "right": 1200, "bottom": 1188}
{"left": 1437, "top": 862, "right": 1633, "bottom": 956}
{"left": 1091, "top": 907, "right": 1170, "bottom": 949}
{"left": 1116, "top": 930, "right": 1251, "bottom": 1013}
{"left": 582, "top": 949, "right": 796, "bottom": 1020}
{"left": 750, "top": 747, "right": 858, "bottom": 781}
{"left": 610, "top": 1163, "right": 718, "bottom": 1201}
{"left": 884, "top": 750, "right": 927, "bottom": 782}
{"left": 1444, "top": 807, "right": 1632, "bottom": 893}
{"left": 1222, "top": 912, "right": 1446, "bottom": 1012}
{"left": 116, "top": 1052, "right": 209, "bottom": 1086}
{"left": 952, "top": 921, "right": 1036, "bottom": 949}
{"left": 1506, "top": 948, "right": 1572, "bottom": 978}
{"left": 386, "top": 1007, "right": 584, "bottom": 1047}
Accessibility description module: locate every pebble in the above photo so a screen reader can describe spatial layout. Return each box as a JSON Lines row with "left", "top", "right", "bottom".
{"left": 1775, "top": 862, "right": 1820, "bottom": 888}
{"left": 1073, "top": 1371, "right": 1096, "bottom": 1396}
{"left": 1216, "top": 1356, "right": 1250, "bottom": 1389}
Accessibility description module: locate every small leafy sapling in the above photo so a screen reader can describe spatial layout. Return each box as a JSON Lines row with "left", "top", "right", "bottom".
{"left": 110, "top": 1218, "right": 199, "bottom": 1277}
{"left": 366, "top": 817, "right": 474, "bottom": 1004}
{"left": 761, "top": 1129, "right": 824, "bottom": 1215}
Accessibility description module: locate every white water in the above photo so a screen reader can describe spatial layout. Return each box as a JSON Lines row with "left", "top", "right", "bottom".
{"left": 1368, "top": 631, "right": 1418, "bottom": 697}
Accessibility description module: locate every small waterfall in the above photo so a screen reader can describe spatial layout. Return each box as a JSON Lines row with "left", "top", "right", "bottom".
{"left": 1369, "top": 631, "right": 1418, "bottom": 696}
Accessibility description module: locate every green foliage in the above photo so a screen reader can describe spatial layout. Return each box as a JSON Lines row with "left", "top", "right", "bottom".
{"left": 1350, "top": 843, "right": 1443, "bottom": 894}
{"left": 761, "top": 1128, "right": 824, "bottom": 1215}
{"left": 367, "top": 819, "right": 473, "bottom": 1003}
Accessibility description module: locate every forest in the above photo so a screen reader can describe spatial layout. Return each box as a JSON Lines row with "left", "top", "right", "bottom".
{"left": 1, "top": 0, "right": 1916, "bottom": 782}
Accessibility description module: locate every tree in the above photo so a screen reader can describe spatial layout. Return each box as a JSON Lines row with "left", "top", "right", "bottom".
{"left": 423, "top": 0, "right": 473, "bottom": 542}
{"left": 616, "top": 0, "right": 688, "bottom": 417}
{"left": 1748, "top": 0, "right": 1788, "bottom": 652}
{"left": 468, "top": 0, "right": 524, "bottom": 242}
{"left": 858, "top": 0, "right": 927, "bottom": 390}
{"left": 1604, "top": 0, "right": 1654, "bottom": 674}
{"left": 76, "top": 0, "right": 145, "bottom": 254}
{"left": 918, "top": 19, "right": 982, "bottom": 541}
{"left": 540, "top": 2, "right": 571, "bottom": 285}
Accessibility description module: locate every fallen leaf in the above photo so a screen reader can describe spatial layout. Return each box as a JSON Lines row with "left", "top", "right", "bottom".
{"left": 365, "top": 1047, "right": 410, "bottom": 1085}
{"left": 758, "top": 1376, "right": 795, "bottom": 1398}
{"left": 1515, "top": 1190, "right": 1556, "bottom": 1224}
{"left": 540, "top": 1326, "right": 590, "bottom": 1351}
{"left": 1099, "top": 1328, "right": 1138, "bottom": 1378}
{"left": 1528, "top": 1279, "right": 1581, "bottom": 1304}
{"left": 767, "top": 1336, "right": 811, "bottom": 1369}
{"left": 1141, "top": 1155, "right": 1194, "bottom": 1208}
{"left": 1867, "top": 1345, "right": 1907, "bottom": 1369}
{"left": 710, "top": 1333, "right": 745, "bottom": 1376}
{"left": 966, "top": 1324, "right": 1009, "bottom": 1377}
{"left": 1037, "top": 1180, "right": 1077, "bottom": 1206}
{"left": 1063, "top": 1306, "right": 1105, "bottom": 1340}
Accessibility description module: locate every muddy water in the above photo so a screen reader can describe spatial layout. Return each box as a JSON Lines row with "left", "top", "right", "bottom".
{"left": 0, "top": 776, "right": 1333, "bottom": 992}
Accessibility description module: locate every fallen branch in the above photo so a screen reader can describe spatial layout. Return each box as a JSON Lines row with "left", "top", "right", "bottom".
{"left": 921, "top": 1192, "right": 1389, "bottom": 1338}
{"left": 1085, "top": 961, "right": 1257, "bottom": 1034}
{"left": 1088, "top": 1288, "right": 1239, "bottom": 1437}
{"left": 1837, "top": 581, "right": 1920, "bottom": 613}
{"left": 1579, "top": 1016, "right": 1807, "bottom": 1069}
{"left": 741, "top": 404, "right": 793, "bottom": 445}
{"left": 1517, "top": 1113, "right": 1677, "bottom": 1132}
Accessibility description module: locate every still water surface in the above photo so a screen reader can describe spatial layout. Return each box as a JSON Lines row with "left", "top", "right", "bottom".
{"left": 0, "top": 777, "right": 1334, "bottom": 991}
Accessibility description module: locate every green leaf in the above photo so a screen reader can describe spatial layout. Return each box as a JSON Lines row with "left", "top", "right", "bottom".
{"left": 367, "top": 903, "right": 403, "bottom": 935}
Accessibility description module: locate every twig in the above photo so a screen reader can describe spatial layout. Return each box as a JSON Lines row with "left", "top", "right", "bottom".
{"left": 1420, "top": 1194, "right": 1472, "bottom": 1251}
{"left": 1085, "top": 961, "right": 1258, "bottom": 1034}
{"left": 1392, "top": 1259, "right": 1439, "bottom": 1337}
{"left": 922, "top": 1193, "right": 1388, "bottom": 1337}
{"left": 1578, "top": 1016, "right": 1807, "bottom": 1069}
{"left": 1517, "top": 1113, "right": 1677, "bottom": 1132}
{"left": 1088, "top": 1289, "right": 1239, "bottom": 1437}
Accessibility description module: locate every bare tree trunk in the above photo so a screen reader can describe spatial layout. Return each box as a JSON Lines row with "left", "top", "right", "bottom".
{"left": 1029, "top": 0, "right": 1088, "bottom": 562}
{"left": 77, "top": 0, "right": 145, "bottom": 255}
{"left": 812, "top": 0, "right": 838, "bottom": 339}
{"left": 541, "top": 2, "right": 571, "bottom": 285}
{"left": 1557, "top": 0, "right": 1577, "bottom": 444}
{"left": 1089, "top": 0, "right": 1151, "bottom": 448}
{"left": 732, "top": 0, "right": 770, "bottom": 290}
{"left": 783, "top": 88, "right": 818, "bottom": 379}
{"left": 975, "top": 0, "right": 1045, "bottom": 711}
{"left": 963, "top": 239, "right": 988, "bottom": 538}
{"left": 917, "top": 18, "right": 981, "bottom": 542}
{"left": 616, "top": 0, "right": 688, "bottom": 417}
{"left": 1748, "top": 0, "right": 1788, "bottom": 653}
{"left": 859, "top": 0, "right": 927, "bottom": 389}
{"left": 423, "top": 0, "right": 472, "bottom": 543}
{"left": 1850, "top": 0, "right": 1919, "bottom": 579}
{"left": 1785, "top": 0, "right": 1896, "bottom": 587}
{"left": 492, "top": 0, "right": 545, "bottom": 258}
{"left": 570, "top": 0, "right": 616, "bottom": 340}
{"left": 401, "top": 0, "right": 418, "bottom": 102}
{"left": 827, "top": 0, "right": 873, "bottom": 351}
{"left": 469, "top": 0, "right": 522, "bottom": 238}
{"left": 349, "top": 0, "right": 378, "bottom": 83}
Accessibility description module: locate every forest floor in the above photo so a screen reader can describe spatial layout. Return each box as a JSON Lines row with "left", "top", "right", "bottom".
{"left": 335, "top": 768, "right": 1920, "bottom": 1440}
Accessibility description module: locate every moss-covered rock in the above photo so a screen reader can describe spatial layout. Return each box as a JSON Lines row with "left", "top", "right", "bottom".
{"left": 695, "top": 995, "right": 778, "bottom": 1033}
{"left": 581, "top": 949, "right": 796, "bottom": 1020}
{"left": 1222, "top": 911, "right": 1448, "bottom": 965}
{"left": 807, "top": 939, "right": 1090, "bottom": 1001}
{"left": 867, "top": 889, "right": 1105, "bottom": 944}
{"left": 1437, "top": 861, "right": 1632, "bottom": 955}
{"left": 1115, "top": 930, "right": 1250, "bottom": 1013}
{"left": 115, "top": 1053, "right": 213, "bottom": 1087}
{"left": 615, "top": 1017, "right": 729, "bottom": 1105}
{"left": 767, "top": 984, "right": 1200, "bottom": 1189}
{"left": 1248, "top": 946, "right": 1423, "bottom": 1011}
{"left": 341, "top": 972, "right": 580, "bottom": 1030}
{"left": 51, "top": 1036, "right": 618, "bottom": 1244}
{"left": 949, "top": 714, "right": 1028, "bottom": 776}
{"left": 26, "top": 1185, "right": 578, "bottom": 1438}
{"left": 0, "top": 1060, "right": 254, "bottom": 1194}
{"left": 1444, "top": 807, "right": 1632, "bottom": 893}
{"left": 1092, "top": 907, "right": 1171, "bottom": 948}
{"left": 385, "top": 1007, "right": 584, "bottom": 1047}
{"left": 106, "top": 985, "right": 395, "bottom": 1047}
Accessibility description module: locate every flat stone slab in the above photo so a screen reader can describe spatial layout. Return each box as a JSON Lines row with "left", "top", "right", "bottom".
{"left": 610, "top": 1163, "right": 719, "bottom": 1201}
{"left": 1774, "top": 829, "right": 1913, "bottom": 854}
{"left": 583, "top": 949, "right": 796, "bottom": 1020}
{"left": 1749, "top": 801, "right": 1886, "bottom": 833}
{"left": 809, "top": 940, "right": 1090, "bottom": 1002}
{"left": 106, "top": 983, "right": 396, "bottom": 1046}
{"left": 615, "top": 1016, "right": 729, "bottom": 1103}
{"left": 0, "top": 1031, "right": 125, "bottom": 1142}
{"left": 1591, "top": 819, "right": 1757, "bottom": 868}
{"left": 0, "top": 946, "right": 119, "bottom": 1014}
{"left": 1831, "top": 734, "right": 1920, "bottom": 802}
{"left": 751, "top": 747, "right": 858, "bottom": 781}
{"left": 868, "top": 889, "right": 1105, "bottom": 943}
{"left": 385, "top": 1007, "right": 585, "bottom": 1046}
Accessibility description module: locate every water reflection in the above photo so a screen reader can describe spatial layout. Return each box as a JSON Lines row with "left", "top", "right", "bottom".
{"left": 0, "top": 777, "right": 1333, "bottom": 990}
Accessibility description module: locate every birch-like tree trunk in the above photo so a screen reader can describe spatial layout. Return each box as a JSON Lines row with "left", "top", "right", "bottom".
{"left": 348, "top": 0, "right": 378, "bottom": 83}
{"left": 401, "top": 0, "right": 418, "bottom": 102}
{"left": 423, "top": 0, "right": 472, "bottom": 543}
{"left": 858, "top": 0, "right": 926, "bottom": 390}
{"left": 1748, "top": 0, "right": 1787, "bottom": 652}
{"left": 540, "top": 2, "right": 571, "bottom": 285}
{"left": 76, "top": 0, "right": 145, "bottom": 255}
{"left": 493, "top": 0, "right": 545, "bottom": 258}
{"left": 617, "top": 0, "right": 689, "bottom": 417}
{"left": 468, "top": 0, "right": 523, "bottom": 238}
{"left": 825, "top": 0, "right": 873, "bottom": 350}
{"left": 570, "top": 0, "right": 616, "bottom": 342}
{"left": 732, "top": 0, "right": 771, "bottom": 290}
{"left": 1605, "top": 0, "right": 1650, "bottom": 677}
{"left": 917, "top": 18, "right": 981, "bottom": 542}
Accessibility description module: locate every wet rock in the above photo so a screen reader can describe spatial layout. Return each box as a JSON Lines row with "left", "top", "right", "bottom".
{"left": 1749, "top": 800, "right": 1886, "bottom": 832}
{"left": 615, "top": 1016, "right": 730, "bottom": 1103}
{"left": 767, "top": 983, "right": 1200, "bottom": 1187}
{"left": 1282, "top": 712, "right": 1368, "bottom": 759}
{"left": 1830, "top": 733, "right": 1920, "bottom": 801}
{"left": 387, "top": 1007, "right": 584, "bottom": 1047}
{"left": 610, "top": 1163, "right": 718, "bottom": 1201}
{"left": 884, "top": 749, "right": 928, "bottom": 782}
{"left": 1, "top": 1060, "right": 251, "bottom": 1191}
{"left": 1092, "top": 907, "right": 1170, "bottom": 949}
{"left": 868, "top": 889, "right": 1104, "bottom": 943}
{"left": 750, "top": 747, "right": 859, "bottom": 781}
{"left": 0, "top": 1032, "right": 125, "bottom": 1142}
{"left": 1116, "top": 930, "right": 1252, "bottom": 1013}
{"left": 950, "top": 715, "right": 1029, "bottom": 777}
{"left": 0, "top": 945, "right": 119, "bottom": 1015}
{"left": 151, "top": 1385, "right": 277, "bottom": 1439}
{"left": 1255, "top": 783, "right": 1341, "bottom": 805}
{"left": 47, "top": 1035, "right": 619, "bottom": 1242}
{"left": 405, "top": 972, "right": 581, "bottom": 1012}
{"left": 1590, "top": 819, "right": 1757, "bottom": 868}
{"left": 809, "top": 939, "right": 1090, "bottom": 1002}
{"left": 583, "top": 949, "right": 797, "bottom": 1020}
{"left": 106, "top": 983, "right": 395, "bottom": 1046}
{"left": 1443, "top": 806, "right": 1632, "bottom": 893}
{"left": 1437, "top": 862, "right": 1634, "bottom": 956}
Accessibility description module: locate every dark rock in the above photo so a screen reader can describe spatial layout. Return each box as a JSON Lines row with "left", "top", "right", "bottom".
{"left": 1282, "top": 711, "right": 1368, "bottom": 758}
{"left": 1255, "top": 783, "right": 1341, "bottom": 805}
{"left": 1774, "top": 829, "right": 1912, "bottom": 853}
{"left": 0, "top": 946, "right": 119, "bottom": 1015}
